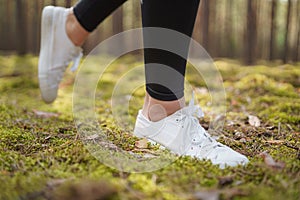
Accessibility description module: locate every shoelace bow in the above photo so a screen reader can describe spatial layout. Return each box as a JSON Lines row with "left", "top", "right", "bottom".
{"left": 180, "top": 93, "right": 221, "bottom": 156}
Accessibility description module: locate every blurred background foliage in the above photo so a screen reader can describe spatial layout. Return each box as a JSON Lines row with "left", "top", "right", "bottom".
{"left": 0, "top": 0, "right": 299, "bottom": 65}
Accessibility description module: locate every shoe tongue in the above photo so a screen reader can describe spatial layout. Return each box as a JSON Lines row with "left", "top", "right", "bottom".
{"left": 180, "top": 104, "right": 204, "bottom": 119}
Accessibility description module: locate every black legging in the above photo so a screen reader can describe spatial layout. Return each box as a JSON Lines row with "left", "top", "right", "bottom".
{"left": 74, "top": 0, "right": 200, "bottom": 101}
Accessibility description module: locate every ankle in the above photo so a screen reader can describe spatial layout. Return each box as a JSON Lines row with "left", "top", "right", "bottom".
{"left": 142, "top": 93, "right": 185, "bottom": 122}
{"left": 65, "top": 8, "right": 89, "bottom": 46}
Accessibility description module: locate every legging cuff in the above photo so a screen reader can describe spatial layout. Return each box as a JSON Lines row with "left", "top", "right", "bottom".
{"left": 146, "top": 87, "right": 184, "bottom": 101}
{"left": 73, "top": 0, "right": 127, "bottom": 32}
{"left": 73, "top": 7, "right": 93, "bottom": 32}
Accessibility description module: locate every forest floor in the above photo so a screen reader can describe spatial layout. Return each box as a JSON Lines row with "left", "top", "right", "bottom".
{"left": 0, "top": 55, "right": 299, "bottom": 200}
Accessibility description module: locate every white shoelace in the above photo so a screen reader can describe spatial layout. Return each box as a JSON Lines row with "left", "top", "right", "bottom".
{"left": 179, "top": 93, "right": 221, "bottom": 156}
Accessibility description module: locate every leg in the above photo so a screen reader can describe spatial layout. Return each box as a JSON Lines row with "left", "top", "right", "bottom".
{"left": 69, "top": 0, "right": 127, "bottom": 45}
{"left": 141, "top": 0, "right": 200, "bottom": 121}
{"left": 134, "top": 0, "right": 249, "bottom": 168}
{"left": 39, "top": 0, "right": 127, "bottom": 103}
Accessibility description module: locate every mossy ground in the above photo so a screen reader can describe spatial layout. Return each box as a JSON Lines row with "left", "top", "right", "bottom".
{"left": 0, "top": 55, "right": 299, "bottom": 200}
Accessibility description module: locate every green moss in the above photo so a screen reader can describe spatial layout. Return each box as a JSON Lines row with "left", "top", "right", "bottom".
{"left": 234, "top": 74, "right": 298, "bottom": 98}
{"left": 215, "top": 60, "right": 300, "bottom": 87}
{"left": 248, "top": 96, "right": 300, "bottom": 125}
{"left": 0, "top": 55, "right": 299, "bottom": 199}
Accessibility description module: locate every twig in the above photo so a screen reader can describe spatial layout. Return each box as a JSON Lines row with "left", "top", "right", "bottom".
{"left": 284, "top": 142, "right": 299, "bottom": 151}
{"left": 0, "top": 73, "right": 22, "bottom": 78}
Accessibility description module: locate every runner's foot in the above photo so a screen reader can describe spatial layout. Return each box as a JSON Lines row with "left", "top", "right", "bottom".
{"left": 134, "top": 96, "right": 249, "bottom": 168}
{"left": 39, "top": 6, "right": 83, "bottom": 103}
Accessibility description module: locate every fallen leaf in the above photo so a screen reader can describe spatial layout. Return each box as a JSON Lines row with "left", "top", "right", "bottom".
{"left": 231, "top": 99, "right": 238, "bottom": 106}
{"left": 131, "top": 148, "right": 159, "bottom": 156}
{"left": 59, "top": 77, "right": 75, "bottom": 88}
{"left": 265, "top": 140, "right": 285, "bottom": 145}
{"left": 218, "top": 176, "right": 234, "bottom": 187}
{"left": 211, "top": 114, "right": 226, "bottom": 130}
{"left": 266, "top": 126, "right": 276, "bottom": 130}
{"left": 239, "top": 138, "right": 247, "bottom": 143}
{"left": 248, "top": 115, "right": 260, "bottom": 127}
{"left": 83, "top": 134, "right": 100, "bottom": 141}
{"left": 46, "top": 179, "right": 117, "bottom": 200}
{"left": 98, "top": 141, "right": 119, "bottom": 150}
{"left": 0, "top": 170, "right": 10, "bottom": 175}
{"left": 135, "top": 138, "right": 149, "bottom": 149}
{"left": 46, "top": 179, "right": 69, "bottom": 189}
{"left": 234, "top": 131, "right": 245, "bottom": 139}
{"left": 194, "top": 190, "right": 219, "bottom": 200}
{"left": 259, "top": 151, "right": 285, "bottom": 169}
{"left": 222, "top": 188, "right": 248, "bottom": 199}
{"left": 33, "top": 110, "right": 60, "bottom": 118}
{"left": 195, "top": 87, "right": 209, "bottom": 95}
{"left": 45, "top": 136, "right": 51, "bottom": 140}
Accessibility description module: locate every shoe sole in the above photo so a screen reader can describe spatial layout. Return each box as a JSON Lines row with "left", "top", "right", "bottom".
{"left": 38, "top": 6, "right": 57, "bottom": 104}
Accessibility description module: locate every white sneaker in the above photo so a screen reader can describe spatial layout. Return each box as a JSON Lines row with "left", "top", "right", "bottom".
{"left": 38, "top": 6, "right": 83, "bottom": 103}
{"left": 134, "top": 96, "right": 249, "bottom": 169}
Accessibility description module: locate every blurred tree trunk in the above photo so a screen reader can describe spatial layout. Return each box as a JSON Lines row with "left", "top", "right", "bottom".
{"left": 244, "top": 0, "right": 257, "bottom": 65}
{"left": 112, "top": 7, "right": 123, "bottom": 34}
{"left": 25, "top": 0, "right": 34, "bottom": 53}
{"left": 269, "top": 0, "right": 277, "bottom": 60}
{"left": 3, "top": 0, "right": 13, "bottom": 51}
{"left": 218, "top": 0, "right": 226, "bottom": 57}
{"left": 0, "top": 1, "right": 3, "bottom": 50}
{"left": 32, "top": 1, "right": 38, "bottom": 53}
{"left": 283, "top": 0, "right": 291, "bottom": 63}
{"left": 192, "top": 5, "right": 201, "bottom": 45}
{"left": 201, "top": 0, "right": 209, "bottom": 51}
{"left": 211, "top": 0, "right": 219, "bottom": 57}
{"left": 296, "top": 27, "right": 300, "bottom": 62}
{"left": 224, "top": 0, "right": 233, "bottom": 58}
{"left": 111, "top": 6, "right": 124, "bottom": 55}
{"left": 16, "top": 0, "right": 27, "bottom": 55}
{"left": 37, "top": 0, "right": 44, "bottom": 53}
{"left": 256, "top": 0, "right": 264, "bottom": 60}
{"left": 131, "top": 0, "right": 141, "bottom": 55}
{"left": 52, "top": 0, "right": 56, "bottom": 6}
{"left": 294, "top": 0, "right": 300, "bottom": 62}
{"left": 133, "top": 0, "right": 141, "bottom": 28}
{"left": 190, "top": 2, "right": 201, "bottom": 58}
{"left": 65, "top": 0, "right": 72, "bottom": 8}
